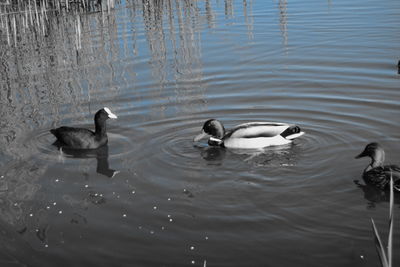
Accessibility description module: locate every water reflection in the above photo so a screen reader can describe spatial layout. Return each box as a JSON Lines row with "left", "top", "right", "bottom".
{"left": 278, "top": 0, "right": 288, "bottom": 51}
{"left": 198, "top": 146, "right": 227, "bottom": 163}
{"left": 196, "top": 142, "right": 300, "bottom": 167}
{"left": 56, "top": 145, "right": 119, "bottom": 178}
{"left": 355, "top": 180, "right": 400, "bottom": 208}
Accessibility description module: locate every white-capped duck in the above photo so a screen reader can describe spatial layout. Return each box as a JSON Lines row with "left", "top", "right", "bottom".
{"left": 355, "top": 142, "right": 400, "bottom": 191}
{"left": 193, "top": 119, "right": 304, "bottom": 149}
{"left": 50, "top": 107, "right": 117, "bottom": 149}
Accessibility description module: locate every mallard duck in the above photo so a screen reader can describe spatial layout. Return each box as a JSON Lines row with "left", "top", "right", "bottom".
{"left": 50, "top": 107, "right": 117, "bottom": 149}
{"left": 193, "top": 119, "right": 305, "bottom": 149}
{"left": 355, "top": 142, "right": 400, "bottom": 191}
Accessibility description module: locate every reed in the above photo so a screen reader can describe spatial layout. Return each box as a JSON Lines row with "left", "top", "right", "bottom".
{"left": 371, "top": 172, "right": 394, "bottom": 267}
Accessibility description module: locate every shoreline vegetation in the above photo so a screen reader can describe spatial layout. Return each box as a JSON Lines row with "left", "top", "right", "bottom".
{"left": 0, "top": 0, "right": 117, "bottom": 47}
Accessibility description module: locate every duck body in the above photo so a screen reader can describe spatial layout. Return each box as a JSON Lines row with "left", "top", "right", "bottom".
{"left": 355, "top": 142, "right": 400, "bottom": 191}
{"left": 194, "top": 119, "right": 304, "bottom": 149}
{"left": 50, "top": 107, "right": 117, "bottom": 150}
{"left": 50, "top": 127, "right": 106, "bottom": 149}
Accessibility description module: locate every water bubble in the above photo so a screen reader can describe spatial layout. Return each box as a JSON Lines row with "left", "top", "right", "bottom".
{"left": 191, "top": 260, "right": 195, "bottom": 264}
{"left": 167, "top": 214, "right": 171, "bottom": 218}
{"left": 53, "top": 202, "right": 57, "bottom": 206}
{"left": 55, "top": 179, "right": 59, "bottom": 182}
{"left": 161, "top": 226, "right": 165, "bottom": 230}
{"left": 150, "top": 230, "right": 154, "bottom": 234}
{"left": 45, "top": 244, "right": 48, "bottom": 248}
{"left": 85, "top": 185, "right": 89, "bottom": 188}
{"left": 153, "top": 206, "right": 157, "bottom": 210}
{"left": 58, "top": 210, "right": 63, "bottom": 214}
{"left": 205, "top": 236, "right": 209, "bottom": 240}
{"left": 46, "top": 206, "right": 50, "bottom": 210}
{"left": 29, "top": 213, "right": 33, "bottom": 217}
{"left": 123, "top": 214, "right": 127, "bottom": 218}
{"left": 131, "top": 190, "right": 135, "bottom": 194}
{"left": 167, "top": 198, "right": 171, "bottom": 201}
{"left": 190, "top": 246, "right": 195, "bottom": 250}
{"left": 169, "top": 219, "right": 173, "bottom": 222}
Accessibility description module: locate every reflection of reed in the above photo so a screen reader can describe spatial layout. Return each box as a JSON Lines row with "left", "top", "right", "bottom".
{"left": 128, "top": 0, "right": 206, "bottom": 114}
{"left": 0, "top": 0, "right": 117, "bottom": 47}
{"left": 278, "top": 0, "right": 288, "bottom": 52}
{"left": 243, "top": 0, "right": 253, "bottom": 40}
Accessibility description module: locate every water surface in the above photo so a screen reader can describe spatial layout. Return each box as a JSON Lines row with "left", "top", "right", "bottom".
{"left": 1, "top": 0, "right": 400, "bottom": 266}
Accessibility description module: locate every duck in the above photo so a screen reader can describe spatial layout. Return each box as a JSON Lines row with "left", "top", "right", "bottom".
{"left": 355, "top": 142, "right": 400, "bottom": 191}
{"left": 193, "top": 119, "right": 305, "bottom": 149}
{"left": 50, "top": 107, "right": 117, "bottom": 149}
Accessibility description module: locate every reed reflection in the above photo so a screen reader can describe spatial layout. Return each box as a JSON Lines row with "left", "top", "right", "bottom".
{"left": 278, "top": 0, "right": 288, "bottom": 52}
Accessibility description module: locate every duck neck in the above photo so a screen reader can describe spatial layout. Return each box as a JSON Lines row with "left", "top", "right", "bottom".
{"left": 367, "top": 150, "right": 385, "bottom": 171}
{"left": 95, "top": 119, "right": 107, "bottom": 137}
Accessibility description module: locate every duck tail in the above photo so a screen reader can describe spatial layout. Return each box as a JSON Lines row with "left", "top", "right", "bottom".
{"left": 280, "top": 125, "right": 304, "bottom": 140}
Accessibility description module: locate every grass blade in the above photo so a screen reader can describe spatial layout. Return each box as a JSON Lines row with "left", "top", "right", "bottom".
{"left": 388, "top": 172, "right": 394, "bottom": 267}
{"left": 371, "top": 218, "right": 389, "bottom": 267}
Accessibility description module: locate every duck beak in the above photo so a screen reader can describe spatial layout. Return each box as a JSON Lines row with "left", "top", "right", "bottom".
{"left": 355, "top": 150, "right": 367, "bottom": 159}
{"left": 108, "top": 112, "right": 118, "bottom": 119}
{"left": 193, "top": 130, "right": 209, "bottom": 142}
{"left": 103, "top": 107, "right": 118, "bottom": 119}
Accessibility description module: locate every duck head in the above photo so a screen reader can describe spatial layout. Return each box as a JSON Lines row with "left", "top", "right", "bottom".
{"left": 193, "top": 119, "right": 225, "bottom": 146}
{"left": 95, "top": 107, "right": 118, "bottom": 121}
{"left": 95, "top": 107, "right": 118, "bottom": 135}
{"left": 355, "top": 142, "right": 385, "bottom": 170}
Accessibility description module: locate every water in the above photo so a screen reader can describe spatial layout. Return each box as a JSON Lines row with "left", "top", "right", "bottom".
{"left": 1, "top": 0, "right": 400, "bottom": 266}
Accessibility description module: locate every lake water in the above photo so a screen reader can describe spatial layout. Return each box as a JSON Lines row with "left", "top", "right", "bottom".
{"left": 1, "top": 0, "right": 400, "bottom": 266}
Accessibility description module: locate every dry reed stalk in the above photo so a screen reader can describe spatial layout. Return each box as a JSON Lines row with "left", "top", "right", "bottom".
{"left": 371, "top": 172, "right": 394, "bottom": 267}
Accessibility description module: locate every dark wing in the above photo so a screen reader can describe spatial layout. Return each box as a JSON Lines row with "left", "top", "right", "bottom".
{"left": 364, "top": 165, "right": 400, "bottom": 191}
{"left": 50, "top": 127, "right": 96, "bottom": 149}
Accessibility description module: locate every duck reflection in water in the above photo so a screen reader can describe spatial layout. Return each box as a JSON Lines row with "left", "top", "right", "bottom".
{"left": 354, "top": 180, "right": 400, "bottom": 208}
{"left": 195, "top": 142, "right": 299, "bottom": 166}
{"left": 52, "top": 142, "right": 119, "bottom": 178}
